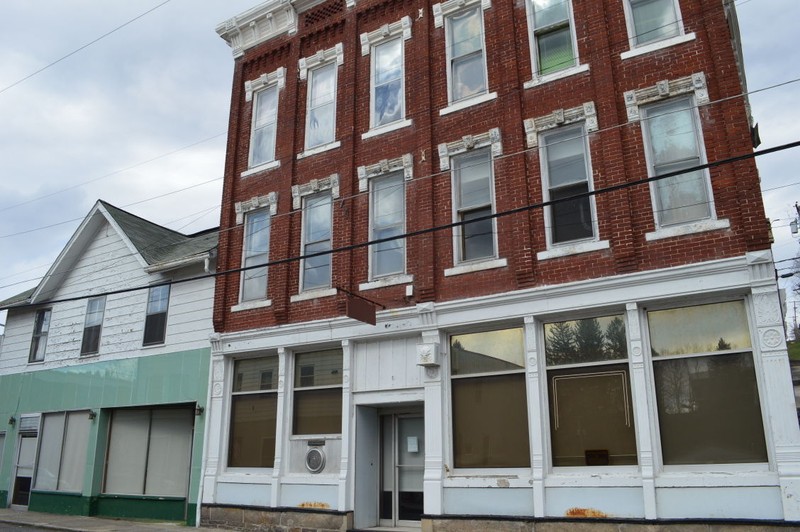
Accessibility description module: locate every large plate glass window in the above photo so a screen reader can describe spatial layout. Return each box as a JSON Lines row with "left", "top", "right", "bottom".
{"left": 648, "top": 301, "right": 767, "bottom": 465}
{"left": 29, "top": 309, "right": 51, "bottom": 363}
{"left": 229, "top": 357, "right": 279, "bottom": 467}
{"left": 446, "top": 6, "right": 487, "bottom": 103}
{"left": 34, "top": 411, "right": 91, "bottom": 492}
{"left": 450, "top": 328, "right": 530, "bottom": 467}
{"left": 293, "top": 350, "right": 343, "bottom": 435}
{"left": 544, "top": 314, "right": 637, "bottom": 466}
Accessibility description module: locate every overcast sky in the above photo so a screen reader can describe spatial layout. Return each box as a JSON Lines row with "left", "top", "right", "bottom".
{"left": 1, "top": 0, "right": 799, "bottom": 331}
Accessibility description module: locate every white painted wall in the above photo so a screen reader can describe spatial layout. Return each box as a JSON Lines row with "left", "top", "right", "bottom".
{"left": 352, "top": 336, "right": 423, "bottom": 392}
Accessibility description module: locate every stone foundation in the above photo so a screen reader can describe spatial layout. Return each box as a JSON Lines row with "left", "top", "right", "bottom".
{"left": 420, "top": 517, "right": 800, "bottom": 532}
{"left": 201, "top": 504, "right": 352, "bottom": 531}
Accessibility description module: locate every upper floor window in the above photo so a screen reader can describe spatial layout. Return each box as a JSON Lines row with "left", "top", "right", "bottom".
{"left": 80, "top": 296, "right": 105, "bottom": 356}
{"left": 540, "top": 125, "right": 595, "bottom": 245}
{"left": 446, "top": 6, "right": 487, "bottom": 103}
{"left": 647, "top": 301, "right": 767, "bottom": 465}
{"left": 249, "top": 85, "right": 279, "bottom": 168}
{"left": 641, "top": 96, "right": 711, "bottom": 227}
{"left": 452, "top": 149, "right": 495, "bottom": 262}
{"left": 529, "top": 0, "right": 576, "bottom": 76}
{"left": 29, "top": 309, "right": 51, "bottom": 363}
{"left": 293, "top": 349, "right": 343, "bottom": 435}
{"left": 241, "top": 209, "right": 271, "bottom": 302}
{"left": 301, "top": 192, "right": 332, "bottom": 291}
{"left": 626, "top": 0, "right": 681, "bottom": 46}
{"left": 372, "top": 38, "right": 404, "bottom": 128}
{"left": 370, "top": 173, "right": 406, "bottom": 279}
{"left": 143, "top": 285, "right": 169, "bottom": 346}
{"left": 544, "top": 314, "right": 636, "bottom": 467}
{"left": 306, "top": 62, "right": 337, "bottom": 149}
{"left": 450, "top": 328, "right": 529, "bottom": 467}
{"left": 229, "top": 357, "right": 279, "bottom": 468}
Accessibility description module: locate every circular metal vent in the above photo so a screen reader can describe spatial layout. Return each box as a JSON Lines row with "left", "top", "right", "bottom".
{"left": 305, "top": 447, "right": 326, "bottom": 473}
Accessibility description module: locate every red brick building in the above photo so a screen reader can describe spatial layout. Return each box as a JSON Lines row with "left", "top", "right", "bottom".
{"left": 202, "top": 0, "right": 800, "bottom": 528}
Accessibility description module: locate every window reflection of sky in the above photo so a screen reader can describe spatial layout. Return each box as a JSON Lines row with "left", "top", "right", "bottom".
{"left": 451, "top": 328, "right": 524, "bottom": 366}
{"left": 648, "top": 301, "right": 751, "bottom": 356}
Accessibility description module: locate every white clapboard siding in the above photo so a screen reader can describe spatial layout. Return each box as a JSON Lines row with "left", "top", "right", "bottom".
{"left": 352, "top": 336, "right": 423, "bottom": 392}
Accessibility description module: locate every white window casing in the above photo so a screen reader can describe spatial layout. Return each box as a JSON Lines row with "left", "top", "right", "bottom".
{"left": 621, "top": 0, "right": 695, "bottom": 59}
{"left": 240, "top": 210, "right": 271, "bottom": 304}
{"left": 300, "top": 44, "right": 344, "bottom": 153}
{"left": 235, "top": 193, "right": 278, "bottom": 225}
{"left": 524, "top": 101, "right": 598, "bottom": 148}
{"left": 243, "top": 67, "right": 286, "bottom": 175}
{"left": 524, "top": 0, "right": 588, "bottom": 87}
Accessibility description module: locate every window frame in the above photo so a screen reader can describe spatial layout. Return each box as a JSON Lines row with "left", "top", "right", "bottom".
{"left": 370, "top": 36, "right": 405, "bottom": 130}
{"left": 539, "top": 123, "right": 598, "bottom": 248}
{"left": 248, "top": 84, "right": 280, "bottom": 169}
{"left": 292, "top": 349, "right": 343, "bottom": 436}
{"left": 80, "top": 295, "right": 106, "bottom": 356}
{"left": 369, "top": 171, "right": 406, "bottom": 280}
{"left": 640, "top": 95, "right": 714, "bottom": 229}
{"left": 451, "top": 147, "right": 497, "bottom": 264}
{"left": 33, "top": 411, "right": 91, "bottom": 493}
{"left": 239, "top": 209, "right": 271, "bottom": 303}
{"left": 444, "top": 5, "right": 489, "bottom": 105}
{"left": 142, "top": 285, "right": 170, "bottom": 347}
{"left": 525, "top": 0, "right": 579, "bottom": 78}
{"left": 300, "top": 192, "right": 333, "bottom": 292}
{"left": 29, "top": 308, "right": 52, "bottom": 363}
{"left": 304, "top": 61, "right": 338, "bottom": 151}
{"left": 623, "top": 0, "right": 686, "bottom": 49}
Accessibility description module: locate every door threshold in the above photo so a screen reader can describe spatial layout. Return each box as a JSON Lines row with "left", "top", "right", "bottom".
{"left": 365, "top": 527, "right": 420, "bottom": 531}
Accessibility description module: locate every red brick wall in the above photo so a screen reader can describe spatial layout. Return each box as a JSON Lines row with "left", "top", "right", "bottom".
{"left": 212, "top": 0, "right": 769, "bottom": 333}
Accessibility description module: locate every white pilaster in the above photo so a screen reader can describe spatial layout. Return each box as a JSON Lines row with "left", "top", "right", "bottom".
{"left": 421, "top": 329, "right": 444, "bottom": 515}
{"left": 271, "top": 347, "right": 287, "bottom": 507}
{"left": 338, "top": 339, "right": 353, "bottom": 511}
{"left": 524, "top": 316, "right": 546, "bottom": 517}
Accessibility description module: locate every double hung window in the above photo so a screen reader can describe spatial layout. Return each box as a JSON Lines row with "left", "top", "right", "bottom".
{"left": 29, "top": 309, "right": 51, "bottom": 363}
{"left": 370, "top": 173, "right": 405, "bottom": 278}
{"left": 301, "top": 193, "right": 332, "bottom": 291}
{"left": 641, "top": 96, "right": 711, "bottom": 227}
{"left": 647, "top": 301, "right": 767, "bottom": 465}
{"left": 544, "top": 315, "right": 637, "bottom": 466}
{"left": 293, "top": 350, "right": 343, "bottom": 435}
{"left": 34, "top": 411, "right": 91, "bottom": 492}
{"left": 306, "top": 62, "right": 337, "bottom": 149}
{"left": 627, "top": 0, "right": 681, "bottom": 46}
{"left": 541, "top": 125, "right": 595, "bottom": 245}
{"left": 372, "top": 38, "right": 404, "bottom": 128}
{"left": 241, "top": 209, "right": 271, "bottom": 302}
{"left": 453, "top": 149, "right": 495, "bottom": 262}
{"left": 80, "top": 296, "right": 105, "bottom": 355}
{"left": 450, "top": 328, "right": 530, "bottom": 468}
{"left": 229, "top": 357, "right": 279, "bottom": 468}
{"left": 446, "top": 7, "right": 487, "bottom": 103}
{"left": 529, "top": 0, "right": 576, "bottom": 76}
{"left": 143, "top": 285, "right": 169, "bottom": 346}
{"left": 249, "top": 85, "right": 279, "bottom": 167}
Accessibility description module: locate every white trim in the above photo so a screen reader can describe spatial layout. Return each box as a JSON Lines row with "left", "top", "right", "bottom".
{"left": 438, "top": 127, "right": 502, "bottom": 171}
{"left": 297, "top": 140, "right": 341, "bottom": 160}
{"left": 645, "top": 218, "right": 730, "bottom": 241}
{"left": 524, "top": 63, "right": 589, "bottom": 89}
{"left": 621, "top": 32, "right": 696, "bottom": 60}
{"left": 298, "top": 43, "right": 344, "bottom": 80}
{"left": 357, "top": 153, "right": 413, "bottom": 192}
{"left": 361, "top": 119, "right": 413, "bottom": 140}
{"left": 439, "top": 92, "right": 497, "bottom": 117}
{"left": 359, "top": 274, "right": 414, "bottom": 291}
{"left": 291, "top": 174, "right": 339, "bottom": 210}
{"left": 444, "top": 258, "right": 507, "bottom": 277}
{"left": 524, "top": 101, "right": 597, "bottom": 148}
{"left": 234, "top": 193, "right": 278, "bottom": 225}
{"left": 231, "top": 299, "right": 273, "bottom": 312}
{"left": 433, "top": 0, "right": 491, "bottom": 28}
{"left": 241, "top": 160, "right": 281, "bottom": 178}
{"left": 360, "top": 16, "right": 412, "bottom": 56}
{"left": 623, "top": 72, "right": 708, "bottom": 122}
{"left": 537, "top": 240, "right": 610, "bottom": 261}
{"left": 244, "top": 67, "right": 286, "bottom": 102}
{"left": 290, "top": 288, "right": 338, "bottom": 303}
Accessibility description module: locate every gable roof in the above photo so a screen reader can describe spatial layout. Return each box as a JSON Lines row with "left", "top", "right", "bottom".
{"left": 1, "top": 200, "right": 218, "bottom": 309}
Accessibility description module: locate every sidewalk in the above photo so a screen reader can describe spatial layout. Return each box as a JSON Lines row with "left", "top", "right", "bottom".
{"left": 0, "top": 508, "right": 203, "bottom": 531}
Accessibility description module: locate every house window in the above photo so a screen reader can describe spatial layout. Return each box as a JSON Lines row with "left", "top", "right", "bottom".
{"left": 29, "top": 309, "right": 51, "bottom": 363}
{"left": 306, "top": 62, "right": 337, "bottom": 149}
{"left": 229, "top": 357, "right": 279, "bottom": 468}
{"left": 104, "top": 407, "right": 194, "bottom": 497}
{"left": 453, "top": 149, "right": 495, "bottom": 262}
{"left": 372, "top": 37, "right": 404, "bottom": 128}
{"left": 540, "top": 125, "right": 595, "bottom": 245}
{"left": 370, "top": 173, "right": 405, "bottom": 278}
{"left": 80, "top": 296, "right": 105, "bottom": 355}
{"left": 544, "top": 314, "right": 637, "bottom": 466}
{"left": 143, "top": 285, "right": 169, "bottom": 346}
{"left": 301, "top": 193, "right": 332, "bottom": 291}
{"left": 446, "top": 6, "right": 487, "bottom": 103}
{"left": 627, "top": 0, "right": 681, "bottom": 46}
{"left": 249, "top": 85, "right": 279, "bottom": 167}
{"left": 529, "top": 0, "right": 576, "bottom": 75}
{"left": 241, "top": 209, "right": 271, "bottom": 302}
{"left": 647, "top": 301, "right": 767, "bottom": 465}
{"left": 293, "top": 350, "right": 343, "bottom": 435}
{"left": 33, "top": 411, "right": 91, "bottom": 492}
{"left": 641, "top": 96, "right": 711, "bottom": 227}
{"left": 450, "top": 328, "right": 530, "bottom": 468}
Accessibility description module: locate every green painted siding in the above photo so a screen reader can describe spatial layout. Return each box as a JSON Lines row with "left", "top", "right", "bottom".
{"left": 29, "top": 491, "right": 91, "bottom": 515}
{"left": 0, "top": 490, "right": 7, "bottom": 507}
{"left": 95, "top": 494, "right": 187, "bottom": 522}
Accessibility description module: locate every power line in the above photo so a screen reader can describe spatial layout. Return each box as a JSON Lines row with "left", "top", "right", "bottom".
{"left": 4, "top": 138, "right": 799, "bottom": 311}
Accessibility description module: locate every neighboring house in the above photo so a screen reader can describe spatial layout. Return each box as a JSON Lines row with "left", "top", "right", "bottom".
{"left": 0, "top": 201, "right": 217, "bottom": 525}
{"left": 200, "top": 0, "right": 800, "bottom": 529}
